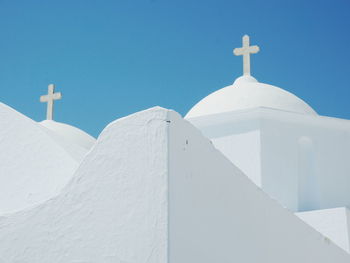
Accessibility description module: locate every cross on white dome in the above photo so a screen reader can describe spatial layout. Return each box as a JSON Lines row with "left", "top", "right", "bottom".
{"left": 186, "top": 34, "right": 317, "bottom": 119}
{"left": 40, "top": 84, "right": 62, "bottom": 120}
{"left": 233, "top": 35, "right": 260, "bottom": 76}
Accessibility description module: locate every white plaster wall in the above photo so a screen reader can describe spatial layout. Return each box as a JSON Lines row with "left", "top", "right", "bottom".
{"left": 188, "top": 111, "right": 262, "bottom": 186}
{"left": 0, "top": 107, "right": 169, "bottom": 263}
{"left": 211, "top": 130, "right": 261, "bottom": 186}
{"left": 188, "top": 108, "right": 350, "bottom": 213}
{"left": 260, "top": 111, "right": 350, "bottom": 212}
{"left": 168, "top": 111, "right": 350, "bottom": 262}
{"left": 259, "top": 115, "right": 300, "bottom": 211}
{"left": 297, "top": 208, "right": 350, "bottom": 252}
{"left": 1, "top": 107, "right": 349, "bottom": 262}
{"left": 37, "top": 123, "right": 91, "bottom": 162}
{"left": 40, "top": 120, "right": 96, "bottom": 151}
{"left": 297, "top": 136, "right": 319, "bottom": 211}
{"left": 0, "top": 103, "right": 79, "bottom": 215}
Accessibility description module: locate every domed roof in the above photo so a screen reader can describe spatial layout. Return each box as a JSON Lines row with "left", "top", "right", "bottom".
{"left": 39, "top": 120, "right": 96, "bottom": 150}
{"left": 185, "top": 75, "right": 317, "bottom": 118}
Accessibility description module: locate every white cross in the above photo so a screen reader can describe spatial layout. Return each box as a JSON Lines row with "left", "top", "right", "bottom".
{"left": 40, "top": 84, "right": 62, "bottom": 120}
{"left": 233, "top": 35, "right": 260, "bottom": 76}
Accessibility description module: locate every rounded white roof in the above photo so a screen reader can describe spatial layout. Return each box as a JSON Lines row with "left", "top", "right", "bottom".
{"left": 39, "top": 120, "right": 96, "bottom": 150}
{"left": 185, "top": 75, "right": 317, "bottom": 118}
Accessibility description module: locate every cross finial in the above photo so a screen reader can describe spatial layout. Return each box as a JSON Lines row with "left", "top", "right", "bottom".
{"left": 233, "top": 35, "right": 260, "bottom": 76}
{"left": 40, "top": 84, "right": 62, "bottom": 120}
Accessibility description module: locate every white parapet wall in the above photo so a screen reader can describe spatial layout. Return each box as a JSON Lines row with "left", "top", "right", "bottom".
{"left": 188, "top": 107, "right": 350, "bottom": 213}
{"left": 0, "top": 103, "right": 81, "bottom": 215}
{"left": 168, "top": 110, "right": 350, "bottom": 262}
{"left": 0, "top": 107, "right": 349, "bottom": 262}
{"left": 296, "top": 207, "right": 350, "bottom": 253}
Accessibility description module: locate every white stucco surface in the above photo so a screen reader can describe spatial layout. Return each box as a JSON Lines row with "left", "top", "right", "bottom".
{"left": 168, "top": 110, "right": 350, "bottom": 262}
{"left": 0, "top": 107, "right": 169, "bottom": 262}
{"left": 189, "top": 110, "right": 262, "bottom": 187}
{"left": 40, "top": 120, "right": 96, "bottom": 151}
{"left": 209, "top": 128, "right": 261, "bottom": 185}
{"left": 188, "top": 107, "right": 350, "bottom": 213}
{"left": 1, "top": 107, "right": 349, "bottom": 262}
{"left": 0, "top": 103, "right": 80, "bottom": 215}
{"left": 297, "top": 208, "right": 350, "bottom": 252}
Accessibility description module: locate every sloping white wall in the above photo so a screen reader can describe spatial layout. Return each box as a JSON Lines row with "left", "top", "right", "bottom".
{"left": 188, "top": 108, "right": 350, "bottom": 213}
{"left": 169, "top": 111, "right": 350, "bottom": 262}
{"left": 188, "top": 110, "right": 262, "bottom": 186}
{"left": 0, "top": 107, "right": 169, "bottom": 263}
{"left": 0, "top": 107, "right": 349, "bottom": 262}
{"left": 0, "top": 103, "right": 80, "bottom": 214}
{"left": 260, "top": 111, "right": 350, "bottom": 212}
{"left": 297, "top": 208, "right": 350, "bottom": 252}
{"left": 211, "top": 130, "right": 261, "bottom": 185}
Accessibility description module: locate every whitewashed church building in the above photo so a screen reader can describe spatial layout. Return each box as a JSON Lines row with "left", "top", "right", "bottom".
{"left": 0, "top": 35, "right": 350, "bottom": 262}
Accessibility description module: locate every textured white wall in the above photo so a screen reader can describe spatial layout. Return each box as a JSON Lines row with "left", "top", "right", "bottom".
{"left": 188, "top": 110, "right": 262, "bottom": 186}
{"left": 0, "top": 107, "right": 169, "bottom": 263}
{"left": 168, "top": 110, "right": 350, "bottom": 262}
{"left": 0, "top": 103, "right": 79, "bottom": 214}
{"left": 297, "top": 208, "right": 350, "bottom": 252}
{"left": 188, "top": 108, "right": 350, "bottom": 213}
{"left": 211, "top": 129, "right": 261, "bottom": 186}
{"left": 0, "top": 107, "right": 349, "bottom": 262}
{"left": 260, "top": 111, "right": 350, "bottom": 212}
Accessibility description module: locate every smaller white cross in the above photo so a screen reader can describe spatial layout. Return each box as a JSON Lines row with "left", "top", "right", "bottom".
{"left": 40, "top": 84, "right": 62, "bottom": 120}
{"left": 233, "top": 35, "right": 260, "bottom": 76}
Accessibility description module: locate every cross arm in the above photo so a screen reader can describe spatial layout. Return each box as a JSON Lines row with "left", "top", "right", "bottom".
{"left": 233, "top": 47, "right": 244, "bottom": 56}
{"left": 52, "top": 92, "right": 62, "bottom": 100}
{"left": 40, "top": 95, "right": 48, "bottom": 102}
{"left": 249, "top": 45, "right": 260, "bottom": 54}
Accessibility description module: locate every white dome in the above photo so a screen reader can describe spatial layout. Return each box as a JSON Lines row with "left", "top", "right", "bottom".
{"left": 39, "top": 120, "right": 96, "bottom": 150}
{"left": 185, "top": 75, "right": 317, "bottom": 118}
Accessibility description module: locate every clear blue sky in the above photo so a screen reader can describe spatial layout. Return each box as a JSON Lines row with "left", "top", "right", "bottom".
{"left": 1, "top": 0, "right": 350, "bottom": 137}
